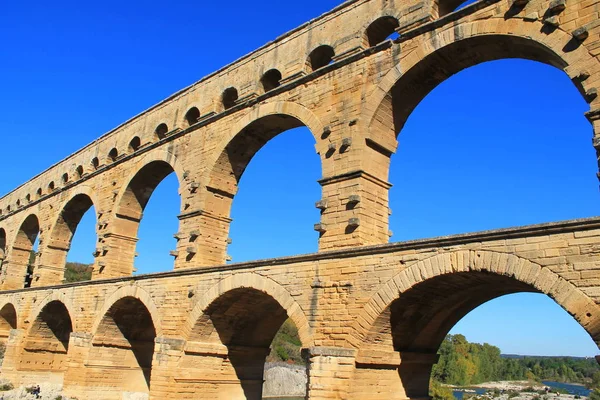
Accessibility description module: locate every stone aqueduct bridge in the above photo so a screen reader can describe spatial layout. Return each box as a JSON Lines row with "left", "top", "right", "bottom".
{"left": 0, "top": 0, "right": 599, "bottom": 397}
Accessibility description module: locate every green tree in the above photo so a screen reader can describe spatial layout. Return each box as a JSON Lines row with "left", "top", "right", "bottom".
{"left": 430, "top": 380, "right": 455, "bottom": 400}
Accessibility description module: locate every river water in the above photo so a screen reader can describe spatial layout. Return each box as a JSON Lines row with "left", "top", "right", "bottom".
{"left": 541, "top": 381, "right": 592, "bottom": 397}
{"left": 452, "top": 381, "right": 592, "bottom": 400}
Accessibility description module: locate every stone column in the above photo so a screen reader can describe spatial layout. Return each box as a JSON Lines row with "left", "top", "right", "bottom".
{"left": 303, "top": 346, "right": 356, "bottom": 399}
{"left": 317, "top": 171, "right": 391, "bottom": 250}
{"left": 62, "top": 332, "right": 93, "bottom": 400}
{"left": 0, "top": 328, "right": 24, "bottom": 385}
{"left": 92, "top": 231, "right": 138, "bottom": 279}
{"left": 35, "top": 237, "right": 71, "bottom": 286}
{"left": 315, "top": 122, "right": 394, "bottom": 251}
{"left": 1, "top": 259, "right": 28, "bottom": 290}
{"left": 350, "top": 349, "right": 439, "bottom": 400}
{"left": 148, "top": 337, "right": 186, "bottom": 399}
{"left": 172, "top": 210, "right": 230, "bottom": 270}
{"left": 156, "top": 340, "right": 268, "bottom": 400}
{"left": 226, "top": 345, "right": 271, "bottom": 400}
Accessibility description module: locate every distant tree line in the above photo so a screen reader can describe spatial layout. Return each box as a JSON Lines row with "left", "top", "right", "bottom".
{"left": 63, "top": 262, "right": 92, "bottom": 283}
{"left": 27, "top": 251, "right": 92, "bottom": 283}
{"left": 432, "top": 334, "right": 600, "bottom": 387}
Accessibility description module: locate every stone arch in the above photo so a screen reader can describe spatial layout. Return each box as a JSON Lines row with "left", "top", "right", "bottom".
{"left": 91, "top": 284, "right": 163, "bottom": 337}
{"left": 181, "top": 272, "right": 312, "bottom": 399}
{"left": 365, "top": 19, "right": 599, "bottom": 146}
{"left": 154, "top": 122, "right": 169, "bottom": 140}
{"left": 0, "top": 227, "right": 6, "bottom": 261}
{"left": 354, "top": 250, "right": 600, "bottom": 348}
{"left": 103, "top": 150, "right": 184, "bottom": 277}
{"left": 28, "top": 290, "right": 80, "bottom": 333}
{"left": 363, "top": 15, "right": 400, "bottom": 47}
{"left": 184, "top": 272, "right": 312, "bottom": 345}
{"left": 184, "top": 106, "right": 201, "bottom": 127}
{"left": 5, "top": 213, "right": 40, "bottom": 289}
{"left": 306, "top": 44, "right": 336, "bottom": 72}
{"left": 349, "top": 251, "right": 600, "bottom": 400}
{"left": 206, "top": 101, "right": 323, "bottom": 197}
{"left": 261, "top": 68, "right": 283, "bottom": 93}
{"left": 202, "top": 101, "right": 324, "bottom": 264}
{"left": 113, "top": 149, "right": 185, "bottom": 216}
{"left": 88, "top": 286, "right": 160, "bottom": 395}
{"left": 19, "top": 299, "right": 74, "bottom": 381}
{"left": 222, "top": 86, "right": 239, "bottom": 110}
{"left": 0, "top": 302, "right": 17, "bottom": 340}
{"left": 40, "top": 187, "right": 100, "bottom": 285}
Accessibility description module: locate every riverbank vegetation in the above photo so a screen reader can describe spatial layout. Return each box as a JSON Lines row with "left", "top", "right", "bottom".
{"left": 433, "top": 335, "right": 599, "bottom": 387}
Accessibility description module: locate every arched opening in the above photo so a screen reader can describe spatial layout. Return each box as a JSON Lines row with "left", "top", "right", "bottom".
{"left": 107, "top": 147, "right": 118, "bottom": 163}
{"left": 0, "top": 228, "right": 6, "bottom": 267}
{"left": 129, "top": 136, "right": 141, "bottom": 152}
{"left": 375, "top": 34, "right": 597, "bottom": 241}
{"left": 261, "top": 69, "right": 282, "bottom": 93}
{"left": 62, "top": 173, "right": 69, "bottom": 184}
{"left": 48, "top": 181, "right": 55, "bottom": 192}
{"left": 184, "top": 107, "right": 200, "bottom": 127}
{"left": 155, "top": 123, "right": 169, "bottom": 140}
{"left": 0, "top": 303, "right": 17, "bottom": 340}
{"left": 113, "top": 160, "right": 179, "bottom": 275}
{"left": 307, "top": 45, "right": 335, "bottom": 72}
{"left": 75, "top": 165, "right": 84, "bottom": 179}
{"left": 0, "top": 303, "right": 16, "bottom": 366}
{"left": 89, "top": 297, "right": 156, "bottom": 395}
{"left": 43, "top": 194, "right": 96, "bottom": 284}
{"left": 20, "top": 301, "right": 72, "bottom": 381}
{"left": 435, "top": 0, "right": 479, "bottom": 18}
{"left": 36, "top": 188, "right": 42, "bottom": 199}
{"left": 222, "top": 87, "right": 239, "bottom": 110}
{"left": 91, "top": 157, "right": 99, "bottom": 170}
{"left": 185, "top": 288, "right": 304, "bottom": 399}
{"left": 365, "top": 16, "right": 400, "bottom": 47}
{"left": 354, "top": 265, "right": 600, "bottom": 400}
{"left": 11, "top": 214, "right": 40, "bottom": 289}
{"left": 209, "top": 115, "right": 320, "bottom": 262}
{"left": 25, "top": 194, "right": 31, "bottom": 203}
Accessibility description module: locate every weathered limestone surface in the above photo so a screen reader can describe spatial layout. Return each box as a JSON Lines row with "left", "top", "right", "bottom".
{"left": 0, "top": 0, "right": 599, "bottom": 397}
{"left": 0, "top": 220, "right": 598, "bottom": 399}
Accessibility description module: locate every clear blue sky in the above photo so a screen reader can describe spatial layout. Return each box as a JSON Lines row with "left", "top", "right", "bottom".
{"left": 1, "top": 0, "right": 599, "bottom": 357}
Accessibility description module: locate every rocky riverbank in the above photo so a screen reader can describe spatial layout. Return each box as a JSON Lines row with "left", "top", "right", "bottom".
{"left": 451, "top": 381, "right": 590, "bottom": 400}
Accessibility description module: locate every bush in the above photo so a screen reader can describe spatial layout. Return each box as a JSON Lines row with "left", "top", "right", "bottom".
{"left": 430, "top": 380, "right": 455, "bottom": 400}
{"left": 0, "top": 382, "right": 13, "bottom": 391}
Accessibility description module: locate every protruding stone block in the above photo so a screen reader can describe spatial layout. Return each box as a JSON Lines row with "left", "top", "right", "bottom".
{"left": 348, "top": 218, "right": 360, "bottom": 227}
{"left": 543, "top": 15, "right": 560, "bottom": 27}
{"left": 586, "top": 88, "right": 598, "bottom": 103}
{"left": 186, "top": 246, "right": 197, "bottom": 254}
{"left": 341, "top": 137, "right": 352, "bottom": 152}
{"left": 573, "top": 27, "right": 589, "bottom": 41}
{"left": 315, "top": 199, "right": 328, "bottom": 210}
{"left": 348, "top": 194, "right": 361, "bottom": 204}
{"left": 548, "top": 0, "right": 566, "bottom": 13}
{"left": 314, "top": 223, "right": 327, "bottom": 233}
